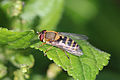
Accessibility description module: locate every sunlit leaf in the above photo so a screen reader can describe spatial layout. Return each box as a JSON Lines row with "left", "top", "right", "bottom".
{"left": 0, "top": 28, "right": 35, "bottom": 48}
{"left": 21, "top": 0, "right": 64, "bottom": 30}
{"left": 31, "top": 37, "right": 110, "bottom": 80}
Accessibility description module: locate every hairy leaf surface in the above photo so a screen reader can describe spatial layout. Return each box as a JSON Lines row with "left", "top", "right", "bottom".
{"left": 0, "top": 28, "right": 35, "bottom": 48}
{"left": 31, "top": 37, "right": 110, "bottom": 80}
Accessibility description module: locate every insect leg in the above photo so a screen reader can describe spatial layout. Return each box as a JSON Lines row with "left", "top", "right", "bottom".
{"left": 38, "top": 43, "right": 46, "bottom": 48}
{"left": 44, "top": 46, "right": 53, "bottom": 56}
{"left": 63, "top": 50, "right": 69, "bottom": 59}
{"left": 58, "top": 48, "right": 69, "bottom": 59}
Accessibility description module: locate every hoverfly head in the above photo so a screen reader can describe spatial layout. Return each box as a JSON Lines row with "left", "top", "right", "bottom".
{"left": 38, "top": 30, "right": 46, "bottom": 42}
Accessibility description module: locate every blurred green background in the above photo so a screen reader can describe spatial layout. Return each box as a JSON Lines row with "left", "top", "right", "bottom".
{"left": 0, "top": 0, "right": 120, "bottom": 80}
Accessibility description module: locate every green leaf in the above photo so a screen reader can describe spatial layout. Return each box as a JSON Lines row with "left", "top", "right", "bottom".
{"left": 0, "top": 28, "right": 35, "bottom": 48}
{"left": 0, "top": 0, "right": 23, "bottom": 17}
{"left": 14, "top": 69, "right": 29, "bottom": 80}
{"left": 9, "top": 52, "right": 34, "bottom": 68}
{"left": 0, "top": 64, "right": 7, "bottom": 79}
{"left": 31, "top": 38, "right": 110, "bottom": 80}
{"left": 21, "top": 0, "right": 64, "bottom": 30}
{"left": 0, "top": 28, "right": 110, "bottom": 80}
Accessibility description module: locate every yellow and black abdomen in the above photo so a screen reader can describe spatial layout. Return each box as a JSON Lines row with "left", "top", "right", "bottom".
{"left": 53, "top": 35, "right": 83, "bottom": 56}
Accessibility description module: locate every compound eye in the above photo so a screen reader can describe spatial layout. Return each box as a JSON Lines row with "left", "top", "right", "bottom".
{"left": 42, "top": 30, "right": 46, "bottom": 34}
{"left": 40, "top": 34, "right": 44, "bottom": 42}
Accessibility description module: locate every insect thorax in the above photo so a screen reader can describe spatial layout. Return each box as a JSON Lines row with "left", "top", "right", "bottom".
{"left": 45, "top": 32, "right": 56, "bottom": 41}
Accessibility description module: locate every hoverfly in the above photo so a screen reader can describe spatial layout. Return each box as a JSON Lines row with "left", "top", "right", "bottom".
{"left": 38, "top": 30, "right": 88, "bottom": 56}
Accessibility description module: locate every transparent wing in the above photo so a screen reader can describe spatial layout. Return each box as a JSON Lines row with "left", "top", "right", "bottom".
{"left": 58, "top": 32, "right": 88, "bottom": 40}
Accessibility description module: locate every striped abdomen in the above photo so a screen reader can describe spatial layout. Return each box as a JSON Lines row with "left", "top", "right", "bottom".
{"left": 51, "top": 36, "right": 83, "bottom": 56}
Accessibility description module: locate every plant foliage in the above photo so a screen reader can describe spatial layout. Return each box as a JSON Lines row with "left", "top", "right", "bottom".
{"left": 0, "top": 28, "right": 110, "bottom": 80}
{"left": 0, "top": 0, "right": 112, "bottom": 80}
{"left": 31, "top": 36, "right": 110, "bottom": 80}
